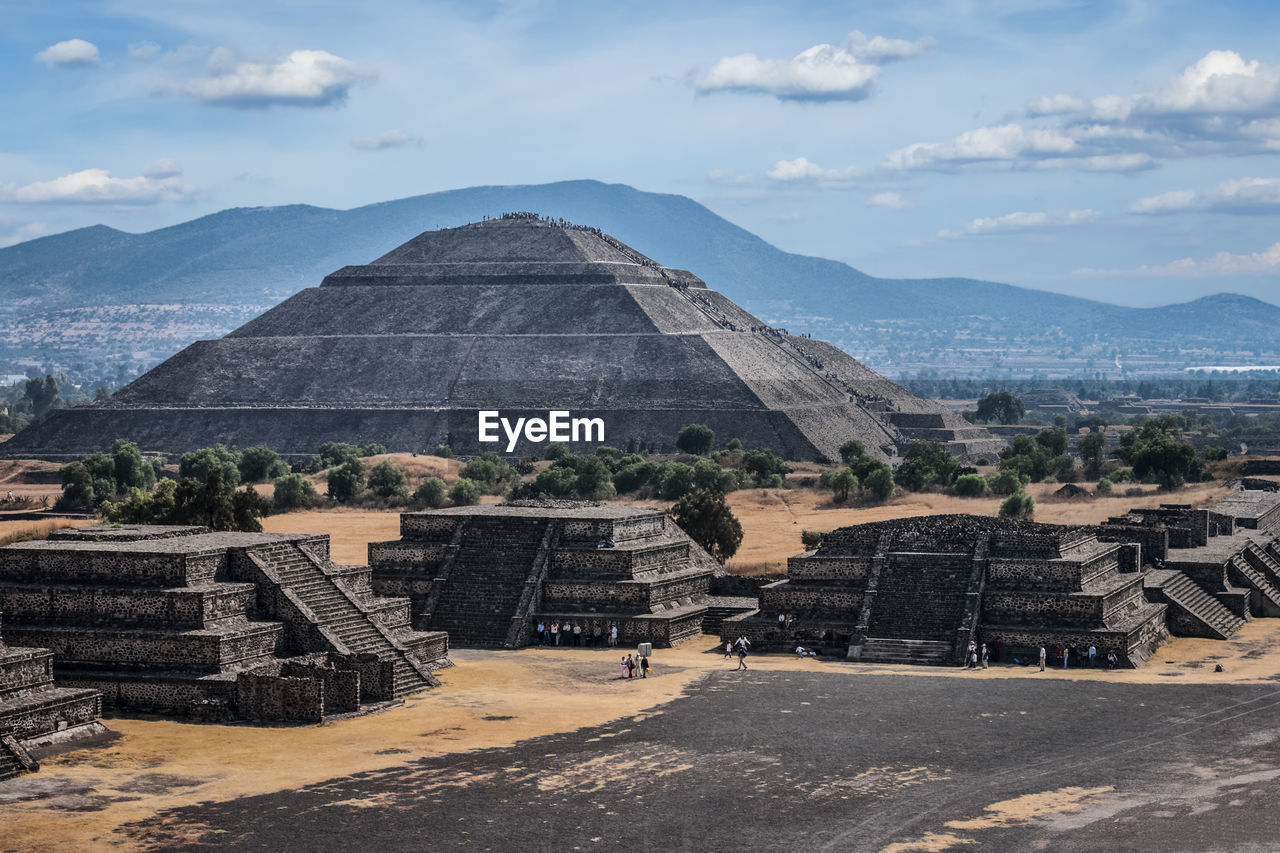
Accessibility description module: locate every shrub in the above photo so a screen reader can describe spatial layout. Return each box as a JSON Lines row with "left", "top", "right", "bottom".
{"left": 1049, "top": 454, "right": 1077, "bottom": 483}
{"left": 800, "top": 530, "right": 823, "bottom": 550}
{"left": 741, "top": 449, "right": 789, "bottom": 487}
{"left": 1095, "top": 478, "right": 1113, "bottom": 495}
{"left": 675, "top": 423, "right": 715, "bottom": 456}
{"left": 613, "top": 461, "right": 660, "bottom": 494}
{"left": 313, "top": 441, "right": 361, "bottom": 470}
{"left": 359, "top": 443, "right": 387, "bottom": 457}
{"left": 895, "top": 441, "right": 960, "bottom": 492}
{"left": 461, "top": 452, "right": 516, "bottom": 489}
{"left": 272, "top": 473, "right": 318, "bottom": 511}
{"left": 725, "top": 438, "right": 743, "bottom": 452}
{"left": 414, "top": 476, "right": 448, "bottom": 508}
{"left": 433, "top": 443, "right": 453, "bottom": 459}
{"left": 659, "top": 462, "right": 697, "bottom": 500}
{"left": 367, "top": 459, "right": 409, "bottom": 498}
{"left": 999, "top": 490, "right": 1035, "bottom": 519}
{"left": 326, "top": 460, "right": 365, "bottom": 503}
{"left": 449, "top": 478, "right": 483, "bottom": 506}
{"left": 953, "top": 473, "right": 988, "bottom": 497}
{"left": 986, "top": 470, "right": 1029, "bottom": 495}
{"left": 239, "top": 445, "right": 289, "bottom": 483}
{"left": 839, "top": 440, "right": 867, "bottom": 467}
{"left": 1201, "top": 445, "right": 1228, "bottom": 462}
{"left": 58, "top": 461, "right": 96, "bottom": 509}
{"left": 180, "top": 444, "right": 241, "bottom": 488}
{"left": 544, "top": 443, "right": 569, "bottom": 461}
{"left": 534, "top": 465, "right": 579, "bottom": 498}
{"left": 862, "top": 464, "right": 895, "bottom": 502}
{"left": 820, "top": 468, "right": 858, "bottom": 503}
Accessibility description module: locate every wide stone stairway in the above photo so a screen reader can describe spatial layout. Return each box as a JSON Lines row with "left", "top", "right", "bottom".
{"left": 246, "top": 542, "right": 440, "bottom": 695}
{"left": 427, "top": 516, "right": 551, "bottom": 647}
{"left": 861, "top": 552, "right": 973, "bottom": 664}
{"left": 1146, "top": 569, "right": 1246, "bottom": 639}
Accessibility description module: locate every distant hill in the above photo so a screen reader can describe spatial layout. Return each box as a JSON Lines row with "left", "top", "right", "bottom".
{"left": 2, "top": 179, "right": 1277, "bottom": 378}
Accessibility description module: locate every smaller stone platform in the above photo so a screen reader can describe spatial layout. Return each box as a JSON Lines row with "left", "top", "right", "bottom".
{"left": 0, "top": 525, "right": 449, "bottom": 724}
{"left": 370, "top": 502, "right": 718, "bottom": 648}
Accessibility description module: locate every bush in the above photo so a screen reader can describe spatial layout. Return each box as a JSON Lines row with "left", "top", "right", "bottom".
{"left": 1095, "top": 478, "right": 1113, "bottom": 495}
{"left": 359, "top": 443, "right": 387, "bottom": 457}
{"left": 569, "top": 455, "right": 614, "bottom": 497}
{"left": 839, "top": 440, "right": 867, "bottom": 467}
{"left": 953, "top": 473, "right": 988, "bottom": 497}
{"left": 820, "top": 468, "right": 858, "bottom": 503}
{"left": 613, "top": 461, "right": 660, "bottom": 494}
{"left": 326, "top": 460, "right": 365, "bottom": 503}
{"left": 413, "top": 476, "right": 448, "bottom": 508}
{"left": 534, "top": 465, "right": 579, "bottom": 498}
{"left": 239, "top": 445, "right": 289, "bottom": 483}
{"left": 367, "top": 459, "right": 409, "bottom": 498}
{"left": 862, "top": 465, "right": 895, "bottom": 502}
{"left": 659, "top": 462, "right": 697, "bottom": 500}
{"left": 800, "top": 530, "right": 823, "bottom": 550}
{"left": 433, "top": 443, "right": 453, "bottom": 459}
{"left": 986, "top": 470, "right": 1029, "bottom": 495}
{"left": 449, "top": 478, "right": 483, "bottom": 506}
{"left": 1049, "top": 454, "right": 1077, "bottom": 483}
{"left": 544, "top": 443, "right": 569, "bottom": 461}
{"left": 58, "top": 461, "right": 96, "bottom": 509}
{"left": 180, "top": 444, "right": 241, "bottom": 488}
{"left": 999, "top": 490, "right": 1035, "bottom": 519}
{"left": 461, "top": 452, "right": 516, "bottom": 490}
{"left": 1108, "top": 467, "right": 1136, "bottom": 483}
{"left": 741, "top": 449, "right": 789, "bottom": 487}
{"left": 1201, "top": 445, "right": 1228, "bottom": 462}
{"left": 725, "top": 438, "right": 743, "bottom": 452}
{"left": 675, "top": 424, "right": 715, "bottom": 456}
{"left": 272, "top": 473, "right": 318, "bottom": 511}
{"left": 896, "top": 441, "right": 960, "bottom": 492}
{"left": 313, "top": 441, "right": 361, "bottom": 470}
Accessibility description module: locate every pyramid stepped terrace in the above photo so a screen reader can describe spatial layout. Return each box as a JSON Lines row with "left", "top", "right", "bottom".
{"left": 368, "top": 503, "right": 721, "bottom": 648}
{"left": 0, "top": 525, "right": 449, "bottom": 723}
{"left": 3, "top": 215, "right": 1002, "bottom": 464}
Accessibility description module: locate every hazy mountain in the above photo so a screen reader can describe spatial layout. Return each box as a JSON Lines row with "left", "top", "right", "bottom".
{"left": 2, "top": 180, "right": 1277, "bottom": 377}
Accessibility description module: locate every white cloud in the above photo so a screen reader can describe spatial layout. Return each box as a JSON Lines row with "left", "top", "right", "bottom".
{"left": 885, "top": 123, "right": 1077, "bottom": 169}
{"left": 1130, "top": 176, "right": 1280, "bottom": 214}
{"left": 143, "top": 158, "right": 183, "bottom": 179}
{"left": 0, "top": 168, "right": 197, "bottom": 205}
{"left": 696, "top": 30, "right": 930, "bottom": 103}
{"left": 129, "top": 41, "right": 162, "bottom": 61}
{"left": 1026, "top": 93, "right": 1089, "bottom": 116}
{"left": 868, "top": 191, "right": 910, "bottom": 209}
{"left": 352, "top": 129, "right": 421, "bottom": 150}
{"left": 0, "top": 221, "right": 49, "bottom": 248}
{"left": 1075, "top": 242, "right": 1280, "bottom": 277}
{"left": 1034, "top": 153, "right": 1156, "bottom": 173}
{"left": 842, "top": 31, "right": 934, "bottom": 64}
{"left": 180, "top": 49, "right": 373, "bottom": 108}
{"left": 34, "top": 39, "right": 100, "bottom": 67}
{"left": 766, "top": 157, "right": 859, "bottom": 182}
{"left": 939, "top": 209, "right": 1097, "bottom": 237}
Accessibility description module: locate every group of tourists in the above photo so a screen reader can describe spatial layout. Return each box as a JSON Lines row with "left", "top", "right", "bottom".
{"left": 535, "top": 620, "right": 619, "bottom": 647}
{"left": 776, "top": 612, "right": 797, "bottom": 630}
{"left": 618, "top": 652, "right": 650, "bottom": 679}
{"left": 1034, "top": 643, "right": 1119, "bottom": 671}
{"left": 725, "top": 636, "right": 751, "bottom": 670}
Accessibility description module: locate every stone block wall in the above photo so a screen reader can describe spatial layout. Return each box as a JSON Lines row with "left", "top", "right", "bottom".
{"left": 235, "top": 672, "right": 325, "bottom": 724}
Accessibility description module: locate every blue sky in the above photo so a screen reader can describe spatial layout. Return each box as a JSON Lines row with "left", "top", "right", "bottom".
{"left": 3, "top": 0, "right": 1280, "bottom": 307}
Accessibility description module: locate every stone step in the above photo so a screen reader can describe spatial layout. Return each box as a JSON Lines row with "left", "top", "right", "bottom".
{"left": 859, "top": 637, "right": 956, "bottom": 666}
{"left": 1231, "top": 556, "right": 1280, "bottom": 615}
{"left": 1160, "top": 571, "right": 1245, "bottom": 638}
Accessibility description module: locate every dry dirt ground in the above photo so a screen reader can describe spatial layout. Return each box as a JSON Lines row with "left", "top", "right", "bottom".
{"left": 6, "top": 621, "right": 1280, "bottom": 852}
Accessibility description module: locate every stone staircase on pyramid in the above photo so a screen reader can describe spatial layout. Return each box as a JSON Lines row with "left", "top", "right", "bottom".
{"left": 1145, "top": 569, "right": 1246, "bottom": 639}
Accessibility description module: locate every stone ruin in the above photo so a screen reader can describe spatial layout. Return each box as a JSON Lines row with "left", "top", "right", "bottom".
{"left": 0, "top": 607, "right": 104, "bottom": 780}
{"left": 723, "top": 488, "right": 1280, "bottom": 666}
{"left": 0, "top": 525, "right": 449, "bottom": 725}
{"left": 3, "top": 216, "right": 1002, "bottom": 465}
{"left": 368, "top": 503, "right": 719, "bottom": 648}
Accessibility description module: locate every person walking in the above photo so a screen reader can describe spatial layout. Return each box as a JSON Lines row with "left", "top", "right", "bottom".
{"left": 980, "top": 643, "right": 989, "bottom": 669}
{"left": 639, "top": 652, "right": 649, "bottom": 678}
{"left": 736, "top": 644, "right": 748, "bottom": 671}
{"left": 724, "top": 641, "right": 733, "bottom": 659}
{"left": 1088, "top": 645, "right": 1097, "bottom": 668}
{"left": 626, "top": 655, "right": 636, "bottom": 679}
{"left": 619, "top": 656, "right": 628, "bottom": 679}
{"left": 1039, "top": 646, "right": 1047, "bottom": 672}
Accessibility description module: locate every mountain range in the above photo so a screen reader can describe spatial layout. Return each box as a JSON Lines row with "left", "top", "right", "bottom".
{"left": 2, "top": 179, "right": 1277, "bottom": 378}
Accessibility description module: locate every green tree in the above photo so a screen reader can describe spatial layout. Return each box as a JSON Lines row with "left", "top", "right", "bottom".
{"left": 820, "top": 468, "right": 859, "bottom": 502}
{"left": 613, "top": 461, "right": 660, "bottom": 494}
{"left": 1118, "top": 417, "right": 1203, "bottom": 490}
{"left": 534, "top": 465, "right": 578, "bottom": 497}
{"left": 570, "top": 455, "right": 614, "bottom": 497}
{"left": 58, "top": 461, "right": 96, "bottom": 509}
{"left": 800, "top": 530, "right": 823, "bottom": 550}
{"left": 1079, "top": 430, "right": 1107, "bottom": 479}
{"left": 413, "top": 476, "right": 448, "bottom": 508}
{"left": 669, "top": 489, "right": 743, "bottom": 562}
{"left": 109, "top": 439, "right": 154, "bottom": 492}
{"left": 461, "top": 452, "right": 516, "bottom": 489}
{"left": 987, "top": 470, "right": 1030, "bottom": 495}
{"left": 272, "top": 473, "right": 318, "bottom": 511}
{"left": 433, "top": 443, "right": 453, "bottom": 459}
{"left": 895, "top": 441, "right": 960, "bottom": 492}
{"left": 239, "top": 445, "right": 289, "bottom": 482}
{"left": 180, "top": 444, "right": 241, "bottom": 488}
{"left": 725, "top": 438, "right": 743, "bottom": 452}
{"left": 359, "top": 443, "right": 387, "bottom": 457}
{"left": 741, "top": 449, "right": 789, "bottom": 487}
{"left": 999, "top": 490, "right": 1035, "bottom": 519}
{"left": 449, "top": 478, "right": 483, "bottom": 506}
{"left": 839, "top": 440, "right": 867, "bottom": 467}
{"left": 23, "top": 375, "right": 61, "bottom": 421}
{"left": 675, "top": 423, "right": 715, "bottom": 456}
{"left": 862, "top": 465, "right": 895, "bottom": 501}
{"left": 975, "top": 391, "right": 1025, "bottom": 425}
{"left": 367, "top": 459, "right": 409, "bottom": 498}
{"left": 326, "top": 459, "right": 365, "bottom": 503}
{"left": 544, "top": 442, "right": 569, "bottom": 461}
{"left": 1035, "top": 428, "right": 1068, "bottom": 456}
{"left": 659, "top": 462, "right": 697, "bottom": 500}
{"left": 953, "top": 473, "right": 988, "bottom": 497}
{"left": 313, "top": 441, "right": 361, "bottom": 470}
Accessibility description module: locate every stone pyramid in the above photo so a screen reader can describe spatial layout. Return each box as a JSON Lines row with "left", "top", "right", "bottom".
{"left": 5, "top": 215, "right": 1001, "bottom": 462}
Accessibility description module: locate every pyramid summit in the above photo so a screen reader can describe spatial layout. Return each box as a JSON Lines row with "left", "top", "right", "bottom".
{"left": 5, "top": 214, "right": 1001, "bottom": 462}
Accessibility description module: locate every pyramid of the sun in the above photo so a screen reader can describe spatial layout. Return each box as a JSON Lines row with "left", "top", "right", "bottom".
{"left": 5, "top": 216, "right": 1001, "bottom": 462}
